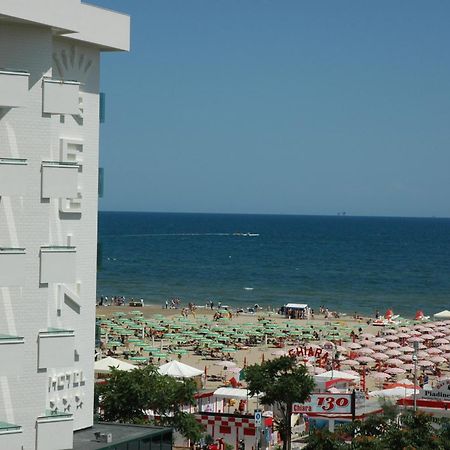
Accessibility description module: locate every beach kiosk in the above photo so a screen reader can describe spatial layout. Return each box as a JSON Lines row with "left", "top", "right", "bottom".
{"left": 284, "top": 303, "right": 309, "bottom": 319}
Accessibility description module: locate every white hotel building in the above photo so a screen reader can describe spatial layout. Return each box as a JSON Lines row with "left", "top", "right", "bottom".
{"left": 0, "top": 1, "right": 129, "bottom": 449}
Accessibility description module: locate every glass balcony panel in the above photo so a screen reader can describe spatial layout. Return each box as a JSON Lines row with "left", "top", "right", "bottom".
{"left": 36, "top": 414, "right": 73, "bottom": 450}
{"left": 0, "top": 158, "right": 28, "bottom": 196}
{"left": 0, "top": 70, "right": 29, "bottom": 108}
{"left": 0, "top": 335, "right": 24, "bottom": 375}
{"left": 0, "top": 248, "right": 26, "bottom": 286}
{"left": 41, "top": 162, "right": 79, "bottom": 199}
{"left": 39, "top": 246, "right": 76, "bottom": 284}
{"left": 42, "top": 79, "right": 80, "bottom": 115}
{"left": 38, "top": 329, "right": 75, "bottom": 369}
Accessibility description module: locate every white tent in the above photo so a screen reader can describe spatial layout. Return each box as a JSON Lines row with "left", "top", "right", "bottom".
{"left": 434, "top": 310, "right": 450, "bottom": 319}
{"left": 285, "top": 303, "right": 308, "bottom": 309}
{"left": 94, "top": 356, "right": 136, "bottom": 374}
{"left": 213, "top": 387, "right": 257, "bottom": 399}
{"left": 315, "top": 370, "right": 360, "bottom": 381}
{"left": 369, "top": 387, "right": 415, "bottom": 398}
{"left": 158, "top": 360, "right": 203, "bottom": 378}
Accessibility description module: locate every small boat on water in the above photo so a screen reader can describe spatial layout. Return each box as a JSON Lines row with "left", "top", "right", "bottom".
{"left": 233, "top": 232, "right": 259, "bottom": 237}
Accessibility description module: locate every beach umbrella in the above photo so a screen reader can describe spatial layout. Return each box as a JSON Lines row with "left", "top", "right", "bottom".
{"left": 360, "top": 340, "right": 376, "bottom": 347}
{"left": 386, "top": 349, "right": 402, "bottom": 357}
{"left": 408, "top": 337, "right": 424, "bottom": 343}
{"left": 385, "top": 342, "right": 401, "bottom": 348}
{"left": 385, "top": 367, "right": 406, "bottom": 375}
{"left": 358, "top": 347, "right": 374, "bottom": 355}
{"left": 427, "top": 348, "right": 442, "bottom": 355}
{"left": 356, "top": 356, "right": 375, "bottom": 364}
{"left": 418, "top": 360, "right": 433, "bottom": 367}
{"left": 347, "top": 343, "right": 362, "bottom": 349}
{"left": 372, "top": 353, "right": 389, "bottom": 361}
{"left": 439, "top": 345, "right": 450, "bottom": 351}
{"left": 373, "top": 372, "right": 391, "bottom": 380}
{"left": 385, "top": 335, "right": 399, "bottom": 341}
{"left": 385, "top": 358, "right": 403, "bottom": 366}
{"left": 374, "top": 337, "right": 387, "bottom": 344}
{"left": 222, "top": 347, "right": 237, "bottom": 353}
{"left": 341, "top": 359, "right": 360, "bottom": 366}
{"left": 421, "top": 334, "right": 435, "bottom": 341}
{"left": 431, "top": 356, "right": 446, "bottom": 364}
{"left": 399, "top": 346, "right": 415, "bottom": 353}
{"left": 397, "top": 333, "right": 411, "bottom": 338}
{"left": 402, "top": 364, "right": 415, "bottom": 370}
{"left": 399, "top": 354, "right": 413, "bottom": 361}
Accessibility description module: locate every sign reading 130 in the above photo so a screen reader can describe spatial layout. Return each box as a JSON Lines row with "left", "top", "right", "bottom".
{"left": 293, "top": 393, "right": 352, "bottom": 414}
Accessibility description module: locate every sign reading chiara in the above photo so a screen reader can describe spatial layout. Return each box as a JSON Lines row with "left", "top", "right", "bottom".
{"left": 287, "top": 346, "right": 330, "bottom": 361}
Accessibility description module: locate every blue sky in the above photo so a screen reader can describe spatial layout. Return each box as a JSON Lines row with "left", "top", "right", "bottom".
{"left": 90, "top": 0, "right": 450, "bottom": 217}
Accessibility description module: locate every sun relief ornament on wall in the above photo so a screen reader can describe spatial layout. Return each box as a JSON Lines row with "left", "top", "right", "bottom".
{"left": 52, "top": 45, "right": 93, "bottom": 83}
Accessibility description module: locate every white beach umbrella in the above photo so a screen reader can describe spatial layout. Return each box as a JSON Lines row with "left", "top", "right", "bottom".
{"left": 418, "top": 360, "right": 434, "bottom": 367}
{"left": 384, "top": 329, "right": 397, "bottom": 335}
{"left": 400, "top": 346, "right": 415, "bottom": 353}
{"left": 374, "top": 337, "right": 387, "bottom": 343}
{"left": 385, "top": 342, "right": 401, "bottom": 348}
{"left": 347, "top": 342, "right": 362, "bottom": 349}
{"left": 408, "top": 337, "right": 424, "bottom": 343}
{"left": 399, "top": 354, "right": 413, "bottom": 362}
{"left": 427, "top": 348, "right": 442, "bottom": 355}
{"left": 421, "top": 334, "right": 436, "bottom": 340}
{"left": 386, "top": 349, "right": 402, "bottom": 357}
{"left": 397, "top": 333, "right": 411, "bottom": 338}
{"left": 360, "top": 340, "right": 376, "bottom": 347}
{"left": 431, "top": 356, "right": 446, "bottom": 364}
{"left": 385, "top": 358, "right": 403, "bottom": 366}
{"left": 358, "top": 347, "right": 374, "bottom": 355}
{"left": 385, "top": 367, "right": 406, "bottom": 375}
{"left": 356, "top": 356, "right": 375, "bottom": 364}
{"left": 402, "top": 364, "right": 415, "bottom": 370}
{"left": 372, "top": 353, "right": 389, "bottom": 361}
{"left": 440, "top": 345, "right": 450, "bottom": 351}
{"left": 385, "top": 335, "right": 399, "bottom": 341}
{"left": 435, "top": 338, "right": 450, "bottom": 345}
{"left": 373, "top": 372, "right": 391, "bottom": 380}
{"left": 341, "top": 359, "right": 360, "bottom": 366}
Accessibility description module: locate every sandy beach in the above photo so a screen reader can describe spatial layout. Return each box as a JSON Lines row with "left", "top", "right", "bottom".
{"left": 96, "top": 305, "right": 383, "bottom": 390}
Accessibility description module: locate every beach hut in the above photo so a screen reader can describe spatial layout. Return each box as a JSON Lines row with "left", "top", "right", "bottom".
{"left": 158, "top": 360, "right": 203, "bottom": 379}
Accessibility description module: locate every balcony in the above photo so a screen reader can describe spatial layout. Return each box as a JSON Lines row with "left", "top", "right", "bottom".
{"left": 0, "top": 248, "right": 26, "bottom": 286}
{"left": 40, "top": 246, "right": 76, "bottom": 284}
{"left": 41, "top": 161, "right": 79, "bottom": 199}
{"left": 0, "top": 335, "right": 24, "bottom": 375}
{"left": 42, "top": 79, "right": 80, "bottom": 115}
{"left": 0, "top": 158, "right": 28, "bottom": 196}
{"left": 0, "top": 70, "right": 29, "bottom": 108}
{"left": 0, "top": 421, "right": 23, "bottom": 450}
{"left": 36, "top": 412, "right": 73, "bottom": 450}
{"left": 38, "top": 328, "right": 75, "bottom": 369}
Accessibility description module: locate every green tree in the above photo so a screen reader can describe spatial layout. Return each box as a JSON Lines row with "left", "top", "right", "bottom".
{"left": 244, "top": 356, "right": 315, "bottom": 450}
{"left": 97, "top": 365, "right": 204, "bottom": 441}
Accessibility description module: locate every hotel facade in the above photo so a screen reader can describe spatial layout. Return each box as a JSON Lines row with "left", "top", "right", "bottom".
{"left": 0, "top": 1, "right": 129, "bottom": 448}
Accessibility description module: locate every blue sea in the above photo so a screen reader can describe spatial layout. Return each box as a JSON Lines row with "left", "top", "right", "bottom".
{"left": 97, "top": 212, "right": 450, "bottom": 317}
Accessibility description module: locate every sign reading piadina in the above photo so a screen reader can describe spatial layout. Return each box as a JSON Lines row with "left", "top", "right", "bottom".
{"left": 419, "top": 378, "right": 450, "bottom": 400}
